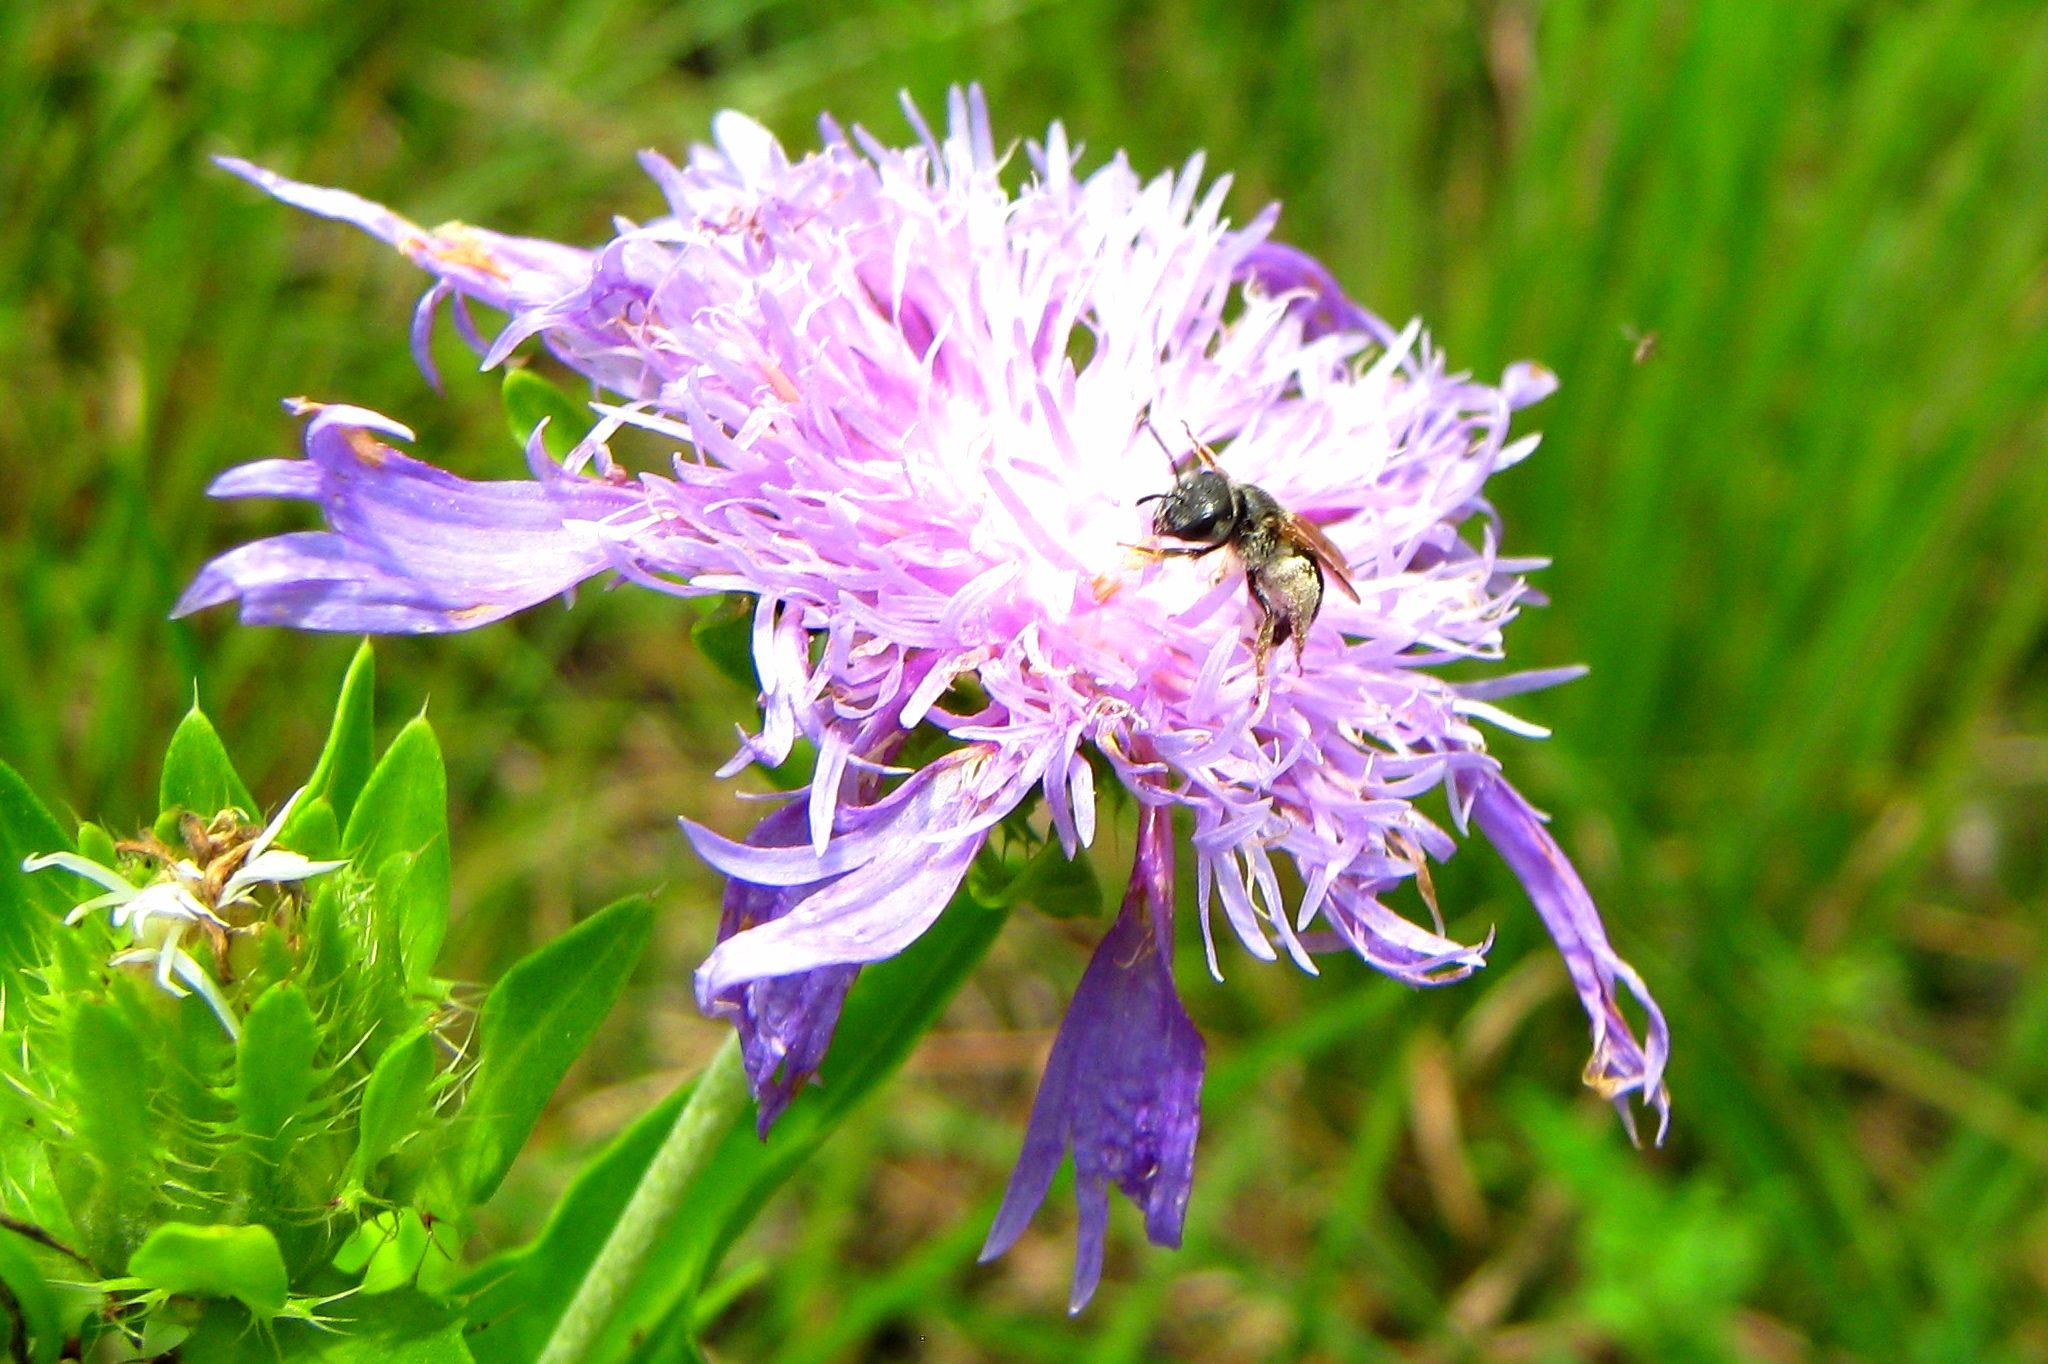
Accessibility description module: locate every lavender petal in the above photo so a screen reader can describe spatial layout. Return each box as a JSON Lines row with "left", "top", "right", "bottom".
{"left": 1465, "top": 772, "right": 1672, "bottom": 1143}
{"left": 706, "top": 804, "right": 861, "bottom": 1135}
{"left": 691, "top": 745, "right": 1035, "bottom": 1004}
{"left": 174, "top": 402, "right": 641, "bottom": 632}
{"left": 980, "top": 805, "right": 1203, "bottom": 1313}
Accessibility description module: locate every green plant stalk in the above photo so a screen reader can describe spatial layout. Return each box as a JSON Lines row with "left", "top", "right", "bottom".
{"left": 535, "top": 1035, "right": 748, "bottom": 1364}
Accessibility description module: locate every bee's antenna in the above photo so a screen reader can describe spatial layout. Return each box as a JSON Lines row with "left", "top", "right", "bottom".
{"left": 1133, "top": 407, "right": 1185, "bottom": 480}
{"left": 1180, "top": 420, "right": 1220, "bottom": 470}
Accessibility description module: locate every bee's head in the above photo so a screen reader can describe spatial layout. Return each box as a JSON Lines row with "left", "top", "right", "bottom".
{"left": 1141, "top": 468, "right": 1237, "bottom": 543}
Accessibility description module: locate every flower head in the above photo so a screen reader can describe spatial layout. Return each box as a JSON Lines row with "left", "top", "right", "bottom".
{"left": 24, "top": 789, "right": 346, "bottom": 1039}
{"left": 180, "top": 88, "right": 1668, "bottom": 1304}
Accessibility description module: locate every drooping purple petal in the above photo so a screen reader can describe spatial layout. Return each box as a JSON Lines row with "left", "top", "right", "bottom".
{"left": 705, "top": 804, "right": 861, "bottom": 1135}
{"left": 1464, "top": 771, "right": 1671, "bottom": 1143}
{"left": 688, "top": 743, "right": 1043, "bottom": 1004}
{"left": 980, "top": 805, "right": 1203, "bottom": 1313}
{"left": 173, "top": 402, "right": 644, "bottom": 632}
{"left": 1321, "top": 883, "right": 1493, "bottom": 986}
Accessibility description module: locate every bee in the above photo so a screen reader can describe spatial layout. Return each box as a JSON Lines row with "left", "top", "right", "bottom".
{"left": 1136, "top": 421, "right": 1360, "bottom": 677}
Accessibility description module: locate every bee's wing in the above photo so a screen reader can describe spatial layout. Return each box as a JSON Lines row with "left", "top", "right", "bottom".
{"left": 1281, "top": 513, "right": 1361, "bottom": 602}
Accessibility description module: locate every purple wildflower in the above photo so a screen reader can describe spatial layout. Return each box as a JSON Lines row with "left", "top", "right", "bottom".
{"left": 180, "top": 88, "right": 1669, "bottom": 1304}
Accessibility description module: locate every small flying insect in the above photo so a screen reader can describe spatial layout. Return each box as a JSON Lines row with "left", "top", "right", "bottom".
{"left": 1135, "top": 419, "right": 1360, "bottom": 677}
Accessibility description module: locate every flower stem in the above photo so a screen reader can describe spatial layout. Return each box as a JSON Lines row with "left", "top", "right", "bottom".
{"left": 536, "top": 1033, "right": 749, "bottom": 1364}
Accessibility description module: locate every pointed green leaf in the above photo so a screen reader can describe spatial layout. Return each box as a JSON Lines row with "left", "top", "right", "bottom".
{"left": 0, "top": 1085, "right": 77, "bottom": 1260}
{"left": 129, "top": 1222, "right": 288, "bottom": 1318}
{"left": 0, "top": 1226, "right": 62, "bottom": 1364}
{"left": 456, "top": 896, "right": 653, "bottom": 1204}
{"left": 367, "top": 851, "right": 422, "bottom": 996}
{"left": 75, "top": 821, "right": 117, "bottom": 869}
{"left": 305, "top": 642, "right": 377, "bottom": 827}
{"left": 343, "top": 719, "right": 450, "bottom": 984}
{"left": 459, "top": 893, "right": 1007, "bottom": 1363}
{"left": 290, "top": 1289, "right": 474, "bottom": 1362}
{"left": 157, "top": 704, "right": 256, "bottom": 830}
{"left": 278, "top": 795, "right": 342, "bottom": 863}
{"left": 65, "top": 1000, "right": 157, "bottom": 1266}
{"left": 0, "top": 760, "right": 69, "bottom": 966}
{"left": 233, "top": 984, "right": 323, "bottom": 1156}
{"left": 350, "top": 1027, "right": 439, "bottom": 1187}
{"left": 503, "top": 368, "right": 593, "bottom": 465}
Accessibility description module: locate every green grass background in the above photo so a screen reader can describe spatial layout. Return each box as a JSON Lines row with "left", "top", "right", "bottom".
{"left": 5, "top": 0, "right": 2048, "bottom": 1358}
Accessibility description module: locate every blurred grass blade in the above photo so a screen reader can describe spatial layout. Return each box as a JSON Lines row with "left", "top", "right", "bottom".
{"left": 690, "top": 597, "right": 760, "bottom": 691}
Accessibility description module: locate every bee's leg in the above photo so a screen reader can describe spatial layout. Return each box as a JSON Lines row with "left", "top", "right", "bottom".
{"left": 1126, "top": 542, "right": 1226, "bottom": 561}
{"left": 1252, "top": 607, "right": 1279, "bottom": 679}
{"left": 1286, "top": 587, "right": 1317, "bottom": 672}
{"left": 1252, "top": 557, "right": 1321, "bottom": 677}
{"left": 1251, "top": 608, "right": 1280, "bottom": 710}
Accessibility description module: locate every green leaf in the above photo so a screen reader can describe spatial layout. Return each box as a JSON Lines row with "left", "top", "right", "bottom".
{"left": 0, "top": 1226, "right": 62, "bottom": 1364}
{"left": 350, "top": 1027, "right": 439, "bottom": 1188}
{"left": 295, "top": 1289, "right": 474, "bottom": 1362}
{"left": 173, "top": 1287, "right": 473, "bottom": 1362}
{"left": 278, "top": 794, "right": 342, "bottom": 863}
{"left": 156, "top": 704, "right": 256, "bottom": 833}
{"left": 455, "top": 896, "right": 653, "bottom": 1204}
{"left": 357, "top": 1209, "right": 432, "bottom": 1295}
{"left": 969, "top": 837, "right": 1103, "bottom": 919}
{"left": 0, "top": 760, "right": 70, "bottom": 967}
{"left": 129, "top": 1222, "right": 288, "bottom": 1318}
{"left": 689, "top": 596, "right": 758, "bottom": 690}
{"left": 304, "top": 641, "right": 377, "bottom": 828}
{"left": 503, "top": 368, "right": 592, "bottom": 465}
{"left": 342, "top": 719, "right": 450, "bottom": 984}
{"left": 459, "top": 892, "right": 1007, "bottom": 1364}
{"left": 75, "top": 821, "right": 117, "bottom": 869}
{"left": 64, "top": 1000, "right": 157, "bottom": 1267}
{"left": 232, "top": 984, "right": 324, "bottom": 1156}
